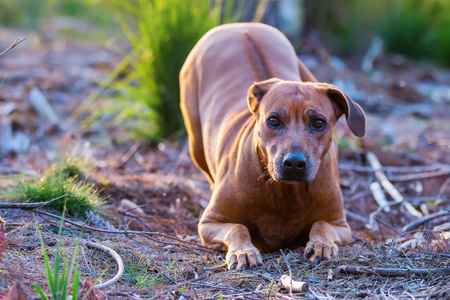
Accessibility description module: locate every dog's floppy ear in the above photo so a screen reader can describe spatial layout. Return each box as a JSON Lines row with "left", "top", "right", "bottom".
{"left": 248, "top": 78, "right": 281, "bottom": 113}
{"left": 326, "top": 86, "right": 366, "bottom": 137}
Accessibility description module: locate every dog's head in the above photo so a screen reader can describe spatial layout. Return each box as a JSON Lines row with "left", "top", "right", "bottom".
{"left": 248, "top": 78, "right": 366, "bottom": 183}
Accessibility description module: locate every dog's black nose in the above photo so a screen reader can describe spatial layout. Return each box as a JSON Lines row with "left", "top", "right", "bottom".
{"left": 283, "top": 153, "right": 306, "bottom": 171}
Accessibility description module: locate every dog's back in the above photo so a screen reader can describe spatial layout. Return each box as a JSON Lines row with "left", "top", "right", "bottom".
{"left": 180, "top": 23, "right": 301, "bottom": 181}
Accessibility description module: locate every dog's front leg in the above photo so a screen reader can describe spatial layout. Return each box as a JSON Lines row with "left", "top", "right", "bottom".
{"left": 304, "top": 220, "right": 352, "bottom": 265}
{"left": 199, "top": 222, "right": 263, "bottom": 270}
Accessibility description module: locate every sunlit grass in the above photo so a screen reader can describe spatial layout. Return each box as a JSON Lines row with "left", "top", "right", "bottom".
{"left": 109, "top": 0, "right": 235, "bottom": 140}
{"left": 1, "top": 155, "right": 104, "bottom": 217}
{"left": 33, "top": 206, "right": 90, "bottom": 300}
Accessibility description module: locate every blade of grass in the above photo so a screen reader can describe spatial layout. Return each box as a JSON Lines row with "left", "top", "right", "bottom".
{"left": 36, "top": 223, "right": 56, "bottom": 298}
{"left": 52, "top": 207, "right": 66, "bottom": 297}
{"left": 72, "top": 266, "right": 80, "bottom": 299}
{"left": 33, "top": 284, "right": 50, "bottom": 300}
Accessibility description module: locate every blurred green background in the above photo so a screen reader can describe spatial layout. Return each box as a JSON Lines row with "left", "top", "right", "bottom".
{"left": 1, "top": 0, "right": 449, "bottom": 140}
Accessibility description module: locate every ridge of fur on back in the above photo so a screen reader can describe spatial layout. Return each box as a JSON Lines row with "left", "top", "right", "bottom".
{"left": 243, "top": 31, "right": 272, "bottom": 81}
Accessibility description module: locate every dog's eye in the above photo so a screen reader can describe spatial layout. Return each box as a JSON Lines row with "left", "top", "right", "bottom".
{"left": 312, "top": 119, "right": 326, "bottom": 130}
{"left": 267, "top": 117, "right": 281, "bottom": 128}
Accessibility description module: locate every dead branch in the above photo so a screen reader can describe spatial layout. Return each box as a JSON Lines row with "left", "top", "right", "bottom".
{"left": 339, "top": 162, "right": 450, "bottom": 174}
{"left": 338, "top": 264, "right": 450, "bottom": 277}
{"left": 0, "top": 202, "right": 45, "bottom": 209}
{"left": 401, "top": 210, "right": 450, "bottom": 233}
{"left": 0, "top": 196, "right": 216, "bottom": 251}
{"left": 370, "top": 181, "right": 390, "bottom": 213}
{"left": 122, "top": 212, "right": 155, "bottom": 232}
{"left": 367, "top": 151, "right": 422, "bottom": 217}
{"left": 36, "top": 210, "right": 217, "bottom": 252}
{"left": 0, "top": 194, "right": 80, "bottom": 210}
{"left": 0, "top": 37, "right": 27, "bottom": 57}
{"left": 387, "top": 170, "right": 450, "bottom": 182}
{"left": 85, "top": 241, "right": 124, "bottom": 289}
{"left": 117, "top": 141, "right": 142, "bottom": 169}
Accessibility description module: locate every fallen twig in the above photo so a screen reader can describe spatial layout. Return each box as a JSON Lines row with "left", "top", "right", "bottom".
{"left": 0, "top": 194, "right": 80, "bottom": 210}
{"left": 29, "top": 86, "right": 58, "bottom": 123}
{"left": 387, "top": 170, "right": 450, "bottom": 182}
{"left": 401, "top": 210, "right": 450, "bottom": 233}
{"left": 162, "top": 273, "right": 177, "bottom": 284}
{"left": 122, "top": 212, "right": 155, "bottom": 232}
{"left": 0, "top": 198, "right": 215, "bottom": 251}
{"left": 85, "top": 241, "right": 124, "bottom": 289}
{"left": 117, "top": 141, "right": 142, "bottom": 169}
{"left": 367, "top": 151, "right": 422, "bottom": 217}
{"left": 204, "top": 263, "right": 227, "bottom": 271}
{"left": 36, "top": 210, "right": 217, "bottom": 252}
{"left": 370, "top": 181, "right": 390, "bottom": 213}
{"left": 338, "top": 265, "right": 450, "bottom": 277}
{"left": 339, "top": 162, "right": 450, "bottom": 174}
{"left": 0, "top": 37, "right": 27, "bottom": 57}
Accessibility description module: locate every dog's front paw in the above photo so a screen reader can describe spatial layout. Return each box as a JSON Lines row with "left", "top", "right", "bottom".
{"left": 304, "top": 236, "right": 338, "bottom": 266}
{"left": 226, "top": 244, "right": 263, "bottom": 271}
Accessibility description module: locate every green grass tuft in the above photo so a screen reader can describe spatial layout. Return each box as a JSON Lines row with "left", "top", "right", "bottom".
{"left": 124, "top": 256, "right": 163, "bottom": 289}
{"left": 2, "top": 158, "right": 104, "bottom": 217}
{"left": 33, "top": 203, "right": 94, "bottom": 300}
{"left": 110, "top": 0, "right": 235, "bottom": 140}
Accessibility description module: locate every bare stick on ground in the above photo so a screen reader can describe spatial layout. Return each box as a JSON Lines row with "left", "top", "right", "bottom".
{"left": 401, "top": 210, "right": 450, "bottom": 233}
{"left": 0, "top": 37, "right": 27, "bottom": 57}
{"left": 36, "top": 210, "right": 217, "bottom": 252}
{"left": 338, "top": 265, "right": 450, "bottom": 277}
{"left": 0, "top": 194, "right": 79, "bottom": 210}
{"left": 367, "top": 151, "right": 422, "bottom": 217}
{"left": 85, "top": 241, "right": 124, "bottom": 289}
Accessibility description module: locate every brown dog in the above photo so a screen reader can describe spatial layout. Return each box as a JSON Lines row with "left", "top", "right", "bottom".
{"left": 180, "top": 23, "right": 366, "bottom": 270}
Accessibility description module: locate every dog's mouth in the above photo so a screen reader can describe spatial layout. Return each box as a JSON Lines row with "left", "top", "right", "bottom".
{"left": 275, "top": 172, "right": 311, "bottom": 184}
{"left": 267, "top": 158, "right": 317, "bottom": 184}
{"left": 280, "top": 174, "right": 308, "bottom": 183}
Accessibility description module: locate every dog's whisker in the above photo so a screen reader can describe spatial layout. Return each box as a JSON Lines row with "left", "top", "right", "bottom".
{"left": 258, "top": 170, "right": 270, "bottom": 180}
{"left": 265, "top": 176, "right": 276, "bottom": 186}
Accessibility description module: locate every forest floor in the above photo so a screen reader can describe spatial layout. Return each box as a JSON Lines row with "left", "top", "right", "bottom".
{"left": 0, "top": 26, "right": 450, "bottom": 299}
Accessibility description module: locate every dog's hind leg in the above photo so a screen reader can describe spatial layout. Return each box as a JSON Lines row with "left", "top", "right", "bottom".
{"left": 180, "top": 64, "right": 213, "bottom": 184}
